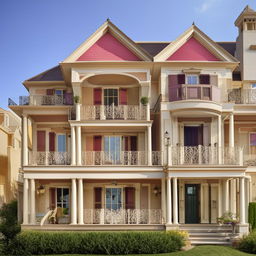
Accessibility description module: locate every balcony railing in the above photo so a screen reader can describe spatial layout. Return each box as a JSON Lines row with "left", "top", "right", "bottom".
{"left": 29, "top": 152, "right": 71, "bottom": 165}
{"left": 169, "top": 84, "right": 220, "bottom": 102}
{"left": 170, "top": 146, "right": 243, "bottom": 166}
{"left": 18, "top": 95, "right": 73, "bottom": 106}
{"left": 228, "top": 89, "right": 256, "bottom": 104}
{"left": 83, "top": 209, "right": 163, "bottom": 224}
{"left": 81, "top": 105, "right": 148, "bottom": 121}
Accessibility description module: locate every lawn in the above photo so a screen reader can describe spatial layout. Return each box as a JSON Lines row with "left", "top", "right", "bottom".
{"left": 39, "top": 245, "right": 254, "bottom": 256}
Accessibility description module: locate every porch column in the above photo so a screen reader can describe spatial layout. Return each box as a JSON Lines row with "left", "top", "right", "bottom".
{"left": 230, "top": 179, "right": 236, "bottom": 214}
{"left": 76, "top": 126, "right": 82, "bottom": 165}
{"left": 23, "top": 178, "right": 29, "bottom": 224}
{"left": 229, "top": 113, "right": 234, "bottom": 148}
{"left": 71, "top": 126, "right": 76, "bottom": 165}
{"left": 22, "top": 114, "right": 28, "bottom": 166}
{"left": 218, "top": 115, "right": 222, "bottom": 164}
{"left": 223, "top": 179, "right": 229, "bottom": 213}
{"left": 30, "top": 179, "right": 36, "bottom": 224}
{"left": 166, "top": 177, "right": 172, "bottom": 225}
{"left": 147, "top": 126, "right": 152, "bottom": 165}
{"left": 173, "top": 177, "right": 178, "bottom": 225}
{"left": 240, "top": 177, "right": 245, "bottom": 224}
{"left": 71, "top": 179, "right": 77, "bottom": 224}
{"left": 78, "top": 179, "right": 84, "bottom": 225}
{"left": 161, "top": 178, "right": 166, "bottom": 223}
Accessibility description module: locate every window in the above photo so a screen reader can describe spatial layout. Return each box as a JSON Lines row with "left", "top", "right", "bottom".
{"left": 250, "top": 133, "right": 256, "bottom": 146}
{"left": 247, "top": 22, "right": 256, "bottom": 31}
{"left": 105, "top": 188, "right": 122, "bottom": 210}
{"left": 104, "top": 136, "right": 121, "bottom": 163}
{"left": 251, "top": 84, "right": 256, "bottom": 89}
{"left": 56, "top": 188, "right": 69, "bottom": 213}
{"left": 55, "top": 90, "right": 64, "bottom": 96}
{"left": 57, "top": 134, "right": 66, "bottom": 152}
{"left": 187, "top": 75, "right": 199, "bottom": 85}
{"left": 104, "top": 89, "right": 118, "bottom": 106}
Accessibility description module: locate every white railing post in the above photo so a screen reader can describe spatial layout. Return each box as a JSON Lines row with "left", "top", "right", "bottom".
{"left": 147, "top": 126, "right": 152, "bottom": 165}
{"left": 239, "top": 148, "right": 244, "bottom": 166}
{"left": 22, "top": 114, "right": 28, "bottom": 166}
{"left": 71, "top": 126, "right": 76, "bottom": 165}
{"left": 100, "top": 105, "right": 105, "bottom": 120}
{"left": 168, "top": 145, "right": 172, "bottom": 166}
{"left": 198, "top": 145, "right": 202, "bottom": 164}
{"left": 146, "top": 103, "right": 150, "bottom": 121}
{"left": 76, "top": 103, "right": 81, "bottom": 121}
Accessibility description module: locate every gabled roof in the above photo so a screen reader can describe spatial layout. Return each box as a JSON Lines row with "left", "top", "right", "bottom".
{"left": 235, "top": 5, "right": 256, "bottom": 26}
{"left": 63, "top": 19, "right": 152, "bottom": 62}
{"left": 27, "top": 66, "right": 64, "bottom": 81}
{"left": 154, "top": 24, "right": 238, "bottom": 62}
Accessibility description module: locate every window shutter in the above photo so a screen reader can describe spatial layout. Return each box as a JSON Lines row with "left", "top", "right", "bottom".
{"left": 94, "top": 187, "right": 102, "bottom": 209}
{"left": 169, "top": 75, "right": 181, "bottom": 101}
{"left": 46, "top": 89, "right": 54, "bottom": 95}
{"left": 123, "top": 136, "right": 129, "bottom": 151}
{"left": 199, "top": 74, "right": 210, "bottom": 85}
{"left": 37, "top": 131, "right": 46, "bottom": 152}
{"left": 119, "top": 88, "right": 128, "bottom": 105}
{"left": 93, "top": 88, "right": 102, "bottom": 105}
{"left": 177, "top": 74, "right": 185, "bottom": 84}
{"left": 49, "top": 132, "right": 55, "bottom": 152}
{"left": 125, "top": 187, "right": 135, "bottom": 209}
{"left": 130, "top": 136, "right": 137, "bottom": 151}
{"left": 93, "top": 136, "right": 102, "bottom": 151}
{"left": 49, "top": 188, "right": 56, "bottom": 210}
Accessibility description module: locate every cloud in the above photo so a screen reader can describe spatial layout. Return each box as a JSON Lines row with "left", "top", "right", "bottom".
{"left": 196, "top": 0, "right": 218, "bottom": 13}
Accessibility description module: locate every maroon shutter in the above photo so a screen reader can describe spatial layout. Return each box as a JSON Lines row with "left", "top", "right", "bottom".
{"left": 130, "top": 136, "right": 137, "bottom": 151}
{"left": 49, "top": 132, "right": 55, "bottom": 152}
{"left": 93, "top": 88, "right": 102, "bottom": 105}
{"left": 199, "top": 74, "right": 210, "bottom": 84}
{"left": 94, "top": 187, "right": 102, "bottom": 209}
{"left": 93, "top": 136, "right": 102, "bottom": 151}
{"left": 177, "top": 74, "right": 185, "bottom": 84}
{"left": 49, "top": 188, "right": 56, "bottom": 210}
{"left": 169, "top": 75, "right": 182, "bottom": 101}
{"left": 119, "top": 88, "right": 127, "bottom": 105}
{"left": 37, "top": 131, "right": 46, "bottom": 152}
{"left": 124, "top": 136, "right": 129, "bottom": 151}
{"left": 46, "top": 89, "right": 54, "bottom": 95}
{"left": 125, "top": 187, "right": 135, "bottom": 209}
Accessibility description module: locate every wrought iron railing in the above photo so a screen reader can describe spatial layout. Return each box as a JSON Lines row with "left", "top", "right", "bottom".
{"left": 83, "top": 209, "right": 163, "bottom": 224}
{"left": 29, "top": 152, "right": 71, "bottom": 165}
{"left": 81, "top": 105, "right": 147, "bottom": 120}
{"left": 228, "top": 89, "right": 256, "bottom": 104}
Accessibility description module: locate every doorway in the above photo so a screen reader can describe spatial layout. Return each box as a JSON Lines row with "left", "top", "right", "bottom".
{"left": 184, "top": 126, "right": 203, "bottom": 146}
{"left": 185, "top": 184, "right": 200, "bottom": 223}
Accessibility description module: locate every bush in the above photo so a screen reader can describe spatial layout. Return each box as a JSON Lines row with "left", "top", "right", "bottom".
{"left": 7, "top": 230, "right": 186, "bottom": 255}
{"left": 239, "top": 231, "right": 256, "bottom": 253}
{"left": 249, "top": 202, "right": 256, "bottom": 230}
{"left": 0, "top": 200, "right": 21, "bottom": 245}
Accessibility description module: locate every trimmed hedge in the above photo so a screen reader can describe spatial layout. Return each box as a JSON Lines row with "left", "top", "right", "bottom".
{"left": 7, "top": 230, "right": 186, "bottom": 255}
{"left": 249, "top": 202, "right": 256, "bottom": 230}
{"left": 239, "top": 231, "right": 256, "bottom": 253}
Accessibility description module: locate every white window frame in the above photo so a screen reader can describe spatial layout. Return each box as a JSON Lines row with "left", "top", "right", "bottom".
{"left": 105, "top": 186, "right": 123, "bottom": 210}
{"left": 186, "top": 74, "right": 199, "bottom": 85}
{"left": 103, "top": 88, "right": 119, "bottom": 106}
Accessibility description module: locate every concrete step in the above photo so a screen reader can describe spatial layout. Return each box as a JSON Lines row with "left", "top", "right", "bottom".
{"left": 188, "top": 232, "right": 232, "bottom": 237}
{"left": 191, "top": 240, "right": 231, "bottom": 245}
{"left": 190, "top": 236, "right": 230, "bottom": 241}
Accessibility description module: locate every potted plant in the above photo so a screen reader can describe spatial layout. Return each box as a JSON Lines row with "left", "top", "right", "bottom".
{"left": 140, "top": 96, "right": 149, "bottom": 106}
{"left": 217, "top": 212, "right": 239, "bottom": 234}
{"left": 73, "top": 95, "right": 80, "bottom": 104}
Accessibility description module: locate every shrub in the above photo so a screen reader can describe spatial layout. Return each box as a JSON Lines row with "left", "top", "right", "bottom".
{"left": 239, "top": 231, "right": 256, "bottom": 253}
{"left": 0, "top": 200, "right": 21, "bottom": 245}
{"left": 140, "top": 96, "right": 149, "bottom": 105}
{"left": 8, "top": 230, "right": 186, "bottom": 255}
{"left": 249, "top": 202, "right": 256, "bottom": 230}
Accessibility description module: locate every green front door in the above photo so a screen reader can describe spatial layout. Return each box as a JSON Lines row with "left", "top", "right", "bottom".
{"left": 185, "top": 184, "right": 200, "bottom": 223}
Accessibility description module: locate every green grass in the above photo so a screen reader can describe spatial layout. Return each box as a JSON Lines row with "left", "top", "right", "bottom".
{"left": 38, "top": 245, "right": 254, "bottom": 256}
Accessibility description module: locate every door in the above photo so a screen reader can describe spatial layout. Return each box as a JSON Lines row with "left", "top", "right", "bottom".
{"left": 184, "top": 126, "right": 203, "bottom": 146}
{"left": 185, "top": 184, "right": 200, "bottom": 224}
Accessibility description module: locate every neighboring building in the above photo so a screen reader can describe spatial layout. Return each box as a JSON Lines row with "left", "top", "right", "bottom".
{"left": 8, "top": 5, "right": 256, "bottom": 242}
{"left": 0, "top": 108, "right": 21, "bottom": 206}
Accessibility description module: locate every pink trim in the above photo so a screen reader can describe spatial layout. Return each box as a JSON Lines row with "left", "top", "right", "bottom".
{"left": 167, "top": 37, "right": 220, "bottom": 61}
{"left": 77, "top": 32, "right": 141, "bottom": 61}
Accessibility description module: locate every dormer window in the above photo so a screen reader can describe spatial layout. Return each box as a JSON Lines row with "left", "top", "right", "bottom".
{"left": 187, "top": 75, "right": 199, "bottom": 85}
{"left": 247, "top": 22, "right": 256, "bottom": 30}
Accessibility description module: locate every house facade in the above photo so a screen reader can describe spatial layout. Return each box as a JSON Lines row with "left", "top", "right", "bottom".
{"left": 9, "top": 6, "right": 256, "bottom": 237}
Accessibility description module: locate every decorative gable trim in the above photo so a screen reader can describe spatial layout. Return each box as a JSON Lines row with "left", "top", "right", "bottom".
{"left": 63, "top": 20, "right": 152, "bottom": 62}
{"left": 154, "top": 25, "right": 238, "bottom": 63}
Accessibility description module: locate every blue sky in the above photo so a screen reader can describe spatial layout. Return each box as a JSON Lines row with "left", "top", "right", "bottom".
{"left": 1, "top": 0, "right": 256, "bottom": 109}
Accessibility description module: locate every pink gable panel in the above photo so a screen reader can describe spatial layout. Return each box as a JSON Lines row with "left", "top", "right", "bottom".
{"left": 167, "top": 37, "right": 220, "bottom": 61}
{"left": 77, "top": 32, "right": 141, "bottom": 61}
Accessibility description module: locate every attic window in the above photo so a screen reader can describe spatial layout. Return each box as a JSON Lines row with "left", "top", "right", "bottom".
{"left": 246, "top": 22, "right": 256, "bottom": 30}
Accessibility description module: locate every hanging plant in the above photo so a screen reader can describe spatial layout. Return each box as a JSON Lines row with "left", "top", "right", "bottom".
{"left": 73, "top": 95, "right": 80, "bottom": 104}
{"left": 140, "top": 96, "right": 149, "bottom": 106}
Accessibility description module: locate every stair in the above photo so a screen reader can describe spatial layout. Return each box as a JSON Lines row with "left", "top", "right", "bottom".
{"left": 180, "top": 224, "right": 234, "bottom": 245}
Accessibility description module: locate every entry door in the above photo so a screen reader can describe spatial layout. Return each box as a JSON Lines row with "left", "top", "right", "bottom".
{"left": 184, "top": 126, "right": 203, "bottom": 146}
{"left": 185, "top": 184, "right": 200, "bottom": 223}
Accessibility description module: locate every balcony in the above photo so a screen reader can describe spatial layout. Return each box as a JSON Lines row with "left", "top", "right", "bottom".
{"left": 228, "top": 89, "right": 256, "bottom": 104}
{"left": 28, "top": 151, "right": 163, "bottom": 166}
{"left": 169, "top": 84, "right": 220, "bottom": 102}
{"left": 14, "top": 95, "right": 73, "bottom": 106}
{"left": 170, "top": 146, "right": 243, "bottom": 166}
{"left": 81, "top": 104, "right": 149, "bottom": 121}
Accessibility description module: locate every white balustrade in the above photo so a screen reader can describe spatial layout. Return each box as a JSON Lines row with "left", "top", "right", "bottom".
{"left": 29, "top": 151, "right": 71, "bottom": 165}
{"left": 19, "top": 95, "right": 73, "bottom": 106}
{"left": 228, "top": 89, "right": 256, "bottom": 104}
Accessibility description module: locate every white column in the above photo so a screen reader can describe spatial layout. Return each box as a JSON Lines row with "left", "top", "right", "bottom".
{"left": 223, "top": 179, "right": 229, "bottom": 212}
{"left": 30, "top": 179, "right": 36, "bottom": 224}
{"left": 76, "top": 126, "right": 81, "bottom": 165}
{"left": 230, "top": 179, "right": 236, "bottom": 214}
{"left": 218, "top": 115, "right": 222, "bottom": 164}
{"left": 78, "top": 179, "right": 84, "bottom": 225}
{"left": 147, "top": 126, "right": 152, "bottom": 165}
{"left": 71, "top": 179, "right": 77, "bottom": 225}
{"left": 22, "top": 114, "right": 28, "bottom": 166}
{"left": 166, "top": 177, "right": 172, "bottom": 224}
{"left": 173, "top": 177, "right": 178, "bottom": 225}
{"left": 240, "top": 177, "right": 245, "bottom": 224}
{"left": 229, "top": 113, "right": 234, "bottom": 148}
{"left": 23, "top": 178, "right": 29, "bottom": 224}
{"left": 161, "top": 178, "right": 166, "bottom": 223}
{"left": 71, "top": 126, "right": 76, "bottom": 165}
{"left": 76, "top": 103, "right": 81, "bottom": 121}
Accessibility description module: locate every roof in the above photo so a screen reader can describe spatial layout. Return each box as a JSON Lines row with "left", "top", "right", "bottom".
{"left": 27, "top": 66, "right": 64, "bottom": 81}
